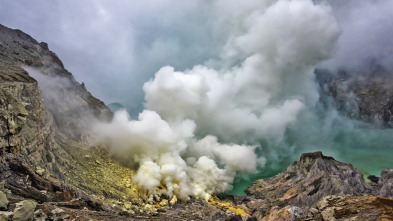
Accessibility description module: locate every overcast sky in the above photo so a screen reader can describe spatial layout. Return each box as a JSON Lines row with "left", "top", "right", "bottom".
{"left": 1, "top": 0, "right": 392, "bottom": 115}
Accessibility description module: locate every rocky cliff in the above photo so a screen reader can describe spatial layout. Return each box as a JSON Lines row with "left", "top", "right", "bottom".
{"left": 0, "top": 24, "right": 147, "bottom": 218}
{"left": 0, "top": 24, "right": 392, "bottom": 221}
{"left": 239, "top": 152, "right": 393, "bottom": 220}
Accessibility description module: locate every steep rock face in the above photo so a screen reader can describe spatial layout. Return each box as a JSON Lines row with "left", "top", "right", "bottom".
{"left": 0, "top": 24, "right": 144, "bottom": 211}
{"left": 376, "top": 169, "right": 393, "bottom": 198}
{"left": 0, "top": 24, "right": 112, "bottom": 141}
{"left": 0, "top": 80, "right": 51, "bottom": 156}
{"left": 0, "top": 25, "right": 52, "bottom": 157}
{"left": 0, "top": 23, "right": 108, "bottom": 177}
{"left": 315, "top": 64, "right": 393, "bottom": 127}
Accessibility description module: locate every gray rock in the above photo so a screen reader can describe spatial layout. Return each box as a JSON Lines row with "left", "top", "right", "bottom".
{"left": 50, "top": 208, "right": 70, "bottom": 221}
{"left": 311, "top": 195, "right": 393, "bottom": 221}
{"left": 284, "top": 206, "right": 303, "bottom": 219}
{"left": 34, "top": 209, "right": 47, "bottom": 221}
{"left": 0, "top": 191, "right": 8, "bottom": 210}
{"left": 245, "top": 152, "right": 370, "bottom": 210}
{"left": 0, "top": 211, "right": 13, "bottom": 221}
{"left": 262, "top": 206, "right": 303, "bottom": 221}
{"left": 242, "top": 152, "right": 393, "bottom": 220}
{"left": 377, "top": 169, "right": 393, "bottom": 198}
{"left": 13, "top": 200, "right": 37, "bottom": 221}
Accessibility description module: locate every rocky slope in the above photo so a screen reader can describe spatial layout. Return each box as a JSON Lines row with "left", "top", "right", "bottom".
{"left": 237, "top": 151, "right": 393, "bottom": 220}
{"left": 0, "top": 24, "right": 392, "bottom": 220}
{"left": 0, "top": 23, "right": 146, "bottom": 218}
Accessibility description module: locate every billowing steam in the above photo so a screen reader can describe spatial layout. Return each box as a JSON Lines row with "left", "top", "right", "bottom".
{"left": 94, "top": 110, "right": 257, "bottom": 201}
{"left": 94, "top": 0, "right": 341, "bottom": 200}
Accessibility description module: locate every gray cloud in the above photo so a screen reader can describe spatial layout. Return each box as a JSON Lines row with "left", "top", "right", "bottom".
{"left": 2, "top": 1, "right": 392, "bottom": 113}
{"left": 0, "top": 0, "right": 223, "bottom": 115}
{"left": 322, "top": 0, "right": 393, "bottom": 71}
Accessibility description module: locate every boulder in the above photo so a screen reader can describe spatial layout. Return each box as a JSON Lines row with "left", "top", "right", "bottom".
{"left": 0, "top": 191, "right": 8, "bottom": 210}
{"left": 0, "top": 211, "right": 13, "bottom": 221}
{"left": 34, "top": 209, "right": 47, "bottom": 221}
{"left": 50, "top": 207, "right": 70, "bottom": 221}
{"left": 262, "top": 206, "right": 303, "bottom": 221}
{"left": 13, "top": 200, "right": 37, "bottom": 221}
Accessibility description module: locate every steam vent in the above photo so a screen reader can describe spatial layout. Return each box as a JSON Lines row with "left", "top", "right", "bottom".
{"left": 1, "top": 0, "right": 393, "bottom": 220}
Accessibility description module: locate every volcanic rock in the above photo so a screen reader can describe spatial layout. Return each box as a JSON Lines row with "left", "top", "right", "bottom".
{"left": 377, "top": 169, "right": 393, "bottom": 198}
{"left": 236, "top": 151, "right": 393, "bottom": 220}
{"left": 261, "top": 206, "right": 303, "bottom": 221}
{"left": 33, "top": 209, "right": 47, "bottom": 221}
{"left": 0, "top": 23, "right": 146, "bottom": 208}
{"left": 13, "top": 200, "right": 37, "bottom": 221}
{"left": 245, "top": 152, "right": 370, "bottom": 209}
{"left": 0, "top": 191, "right": 8, "bottom": 210}
{"left": 50, "top": 207, "right": 70, "bottom": 221}
{"left": 0, "top": 211, "right": 13, "bottom": 221}
{"left": 310, "top": 195, "right": 393, "bottom": 221}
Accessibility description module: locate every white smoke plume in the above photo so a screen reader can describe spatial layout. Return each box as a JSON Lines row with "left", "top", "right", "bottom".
{"left": 94, "top": 110, "right": 257, "bottom": 201}
{"left": 144, "top": 0, "right": 339, "bottom": 147}
{"left": 94, "top": 0, "right": 341, "bottom": 200}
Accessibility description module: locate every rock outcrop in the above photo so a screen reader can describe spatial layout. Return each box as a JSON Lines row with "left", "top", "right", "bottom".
{"left": 0, "top": 191, "right": 8, "bottom": 210}
{"left": 308, "top": 195, "right": 393, "bottom": 221}
{"left": 245, "top": 152, "right": 371, "bottom": 207}
{"left": 222, "top": 152, "right": 393, "bottom": 220}
{"left": 375, "top": 169, "right": 393, "bottom": 198}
